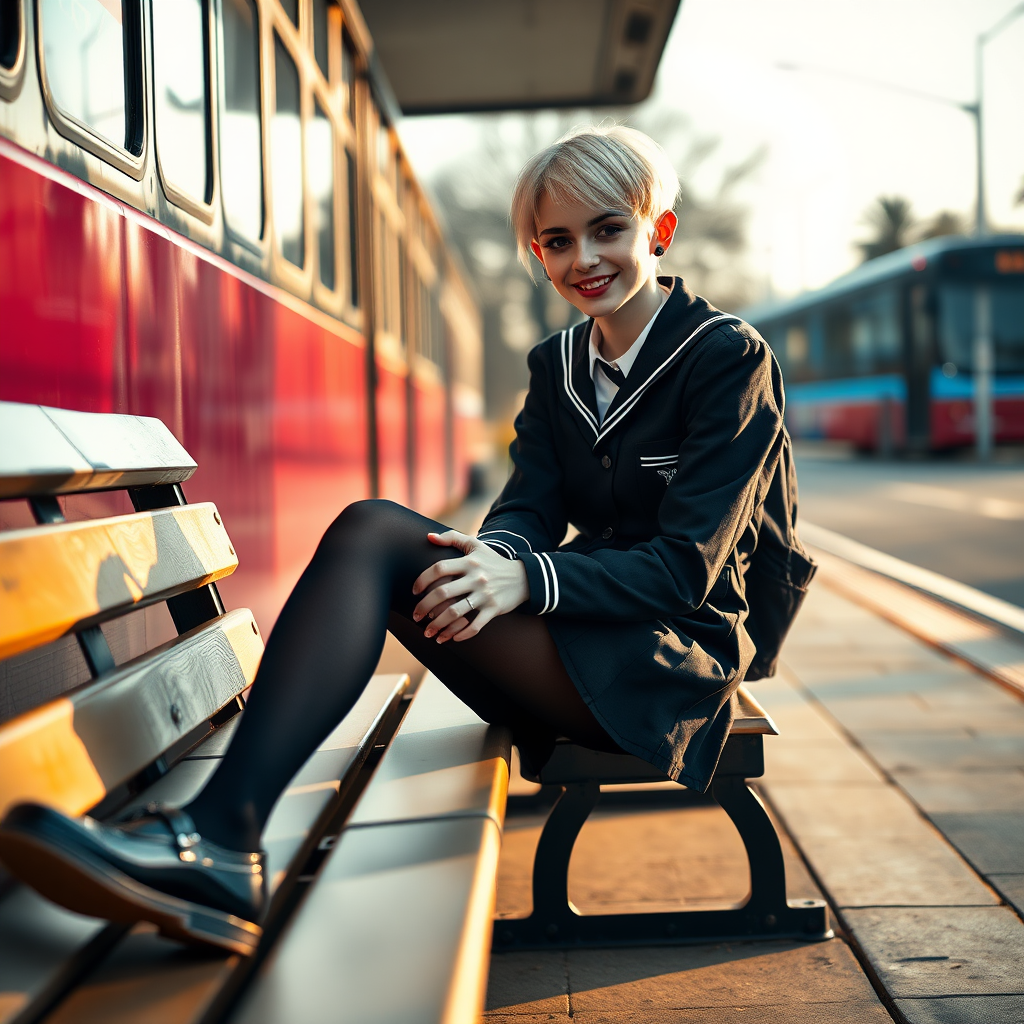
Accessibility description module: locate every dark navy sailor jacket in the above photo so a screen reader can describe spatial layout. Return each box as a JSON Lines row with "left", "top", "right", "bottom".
{"left": 478, "top": 277, "right": 786, "bottom": 791}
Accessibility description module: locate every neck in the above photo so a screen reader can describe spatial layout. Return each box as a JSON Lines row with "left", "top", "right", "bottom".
{"left": 594, "top": 275, "right": 666, "bottom": 362}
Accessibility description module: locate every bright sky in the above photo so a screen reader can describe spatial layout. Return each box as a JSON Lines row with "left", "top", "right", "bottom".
{"left": 399, "top": 0, "right": 1024, "bottom": 300}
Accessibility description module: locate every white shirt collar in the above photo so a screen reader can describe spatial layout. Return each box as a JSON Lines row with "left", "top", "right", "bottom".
{"left": 587, "top": 293, "right": 668, "bottom": 382}
{"left": 587, "top": 294, "right": 668, "bottom": 425}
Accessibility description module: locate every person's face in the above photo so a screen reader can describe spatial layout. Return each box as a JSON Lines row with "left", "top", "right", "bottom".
{"left": 530, "top": 194, "right": 673, "bottom": 317}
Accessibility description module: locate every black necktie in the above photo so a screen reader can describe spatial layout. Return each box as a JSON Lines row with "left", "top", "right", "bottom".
{"left": 599, "top": 361, "right": 627, "bottom": 389}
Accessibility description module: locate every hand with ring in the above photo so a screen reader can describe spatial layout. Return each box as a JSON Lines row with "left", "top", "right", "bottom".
{"left": 411, "top": 531, "right": 530, "bottom": 643}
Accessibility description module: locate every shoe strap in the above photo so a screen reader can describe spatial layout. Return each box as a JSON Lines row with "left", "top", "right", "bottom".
{"left": 134, "top": 803, "right": 203, "bottom": 850}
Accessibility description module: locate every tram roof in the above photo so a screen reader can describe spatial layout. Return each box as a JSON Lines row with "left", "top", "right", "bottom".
{"left": 361, "top": 0, "right": 681, "bottom": 115}
{"left": 741, "top": 232, "right": 1024, "bottom": 325}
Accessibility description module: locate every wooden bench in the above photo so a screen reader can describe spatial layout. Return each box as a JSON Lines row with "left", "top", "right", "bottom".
{"left": 0, "top": 401, "right": 506, "bottom": 1024}
{"left": 492, "top": 688, "right": 832, "bottom": 950}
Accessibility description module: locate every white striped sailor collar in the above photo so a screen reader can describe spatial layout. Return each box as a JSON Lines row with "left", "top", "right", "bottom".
{"left": 560, "top": 277, "right": 741, "bottom": 449}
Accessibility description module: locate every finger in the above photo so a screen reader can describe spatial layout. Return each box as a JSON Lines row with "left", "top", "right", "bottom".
{"left": 423, "top": 595, "right": 476, "bottom": 637}
{"left": 452, "top": 606, "right": 496, "bottom": 642}
{"left": 433, "top": 615, "right": 471, "bottom": 643}
{"left": 427, "top": 530, "right": 473, "bottom": 551}
{"left": 412, "top": 557, "right": 471, "bottom": 596}
{"left": 414, "top": 578, "right": 475, "bottom": 622}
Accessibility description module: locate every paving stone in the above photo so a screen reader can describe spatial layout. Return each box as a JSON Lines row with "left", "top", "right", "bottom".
{"left": 764, "top": 737, "right": 885, "bottom": 784}
{"left": 842, "top": 906, "right": 1024, "bottom": 997}
{"left": 802, "top": 669, "right": 972, "bottom": 699}
{"left": 570, "top": 1007, "right": 893, "bottom": 1023}
{"left": 929, "top": 813, "right": 1024, "bottom": 873}
{"left": 794, "top": 834, "right": 997, "bottom": 908}
{"left": 764, "top": 782, "right": 934, "bottom": 840}
{"left": 486, "top": 952, "right": 568, "bottom": 1015}
{"left": 893, "top": 771, "right": 1024, "bottom": 814}
{"left": 894, "top": 995, "right": 1024, "bottom": 1024}
{"left": 857, "top": 731, "right": 1024, "bottom": 772}
{"left": 566, "top": 939, "right": 883, "bottom": 1010}
{"left": 808, "top": 695, "right": 994, "bottom": 734}
{"left": 986, "top": 874, "right": 1024, "bottom": 916}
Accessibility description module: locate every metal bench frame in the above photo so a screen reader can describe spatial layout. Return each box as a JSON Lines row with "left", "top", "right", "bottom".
{"left": 493, "top": 694, "right": 832, "bottom": 950}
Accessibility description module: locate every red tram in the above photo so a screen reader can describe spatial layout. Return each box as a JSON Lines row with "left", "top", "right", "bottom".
{"left": 0, "top": 0, "right": 484, "bottom": 631}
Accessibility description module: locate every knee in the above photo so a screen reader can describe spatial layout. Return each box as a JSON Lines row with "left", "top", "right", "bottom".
{"left": 317, "top": 499, "right": 407, "bottom": 559}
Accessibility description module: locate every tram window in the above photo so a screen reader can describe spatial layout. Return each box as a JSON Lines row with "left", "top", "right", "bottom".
{"left": 40, "top": 0, "right": 139, "bottom": 153}
{"left": 1, "top": 0, "right": 19, "bottom": 70}
{"left": 346, "top": 148, "right": 360, "bottom": 306}
{"left": 309, "top": 99, "right": 335, "bottom": 289}
{"left": 312, "top": 0, "right": 329, "bottom": 79}
{"left": 940, "top": 284, "right": 1024, "bottom": 374}
{"left": 153, "top": 0, "right": 209, "bottom": 203}
{"left": 220, "top": 0, "right": 263, "bottom": 240}
{"left": 279, "top": 0, "right": 298, "bottom": 26}
{"left": 341, "top": 32, "right": 356, "bottom": 124}
{"left": 272, "top": 33, "right": 304, "bottom": 267}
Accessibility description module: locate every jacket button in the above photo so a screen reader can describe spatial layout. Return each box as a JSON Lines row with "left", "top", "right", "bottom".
{"left": 602, "top": 527, "right": 614, "bottom": 540}
{"left": 601, "top": 455, "right": 612, "bottom": 469}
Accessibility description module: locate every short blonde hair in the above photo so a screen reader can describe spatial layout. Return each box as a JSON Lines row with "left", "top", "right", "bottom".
{"left": 510, "top": 125, "right": 680, "bottom": 278}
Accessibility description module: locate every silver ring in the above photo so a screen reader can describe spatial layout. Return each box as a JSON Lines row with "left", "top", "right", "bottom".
{"left": 465, "top": 595, "right": 474, "bottom": 612}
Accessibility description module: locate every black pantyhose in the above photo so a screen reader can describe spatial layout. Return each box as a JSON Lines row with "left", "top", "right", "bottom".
{"left": 185, "top": 499, "right": 618, "bottom": 852}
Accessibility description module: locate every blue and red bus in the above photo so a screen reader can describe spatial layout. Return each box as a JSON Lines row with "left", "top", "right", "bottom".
{"left": 743, "top": 235, "right": 1024, "bottom": 452}
{"left": 0, "top": 0, "right": 484, "bottom": 634}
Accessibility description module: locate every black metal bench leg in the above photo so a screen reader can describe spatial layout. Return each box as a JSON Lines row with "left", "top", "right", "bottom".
{"left": 711, "top": 774, "right": 788, "bottom": 919}
{"left": 494, "top": 768, "right": 832, "bottom": 951}
{"left": 493, "top": 780, "right": 600, "bottom": 948}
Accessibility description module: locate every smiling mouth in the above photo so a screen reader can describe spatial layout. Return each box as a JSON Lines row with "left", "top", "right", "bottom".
{"left": 572, "top": 273, "right": 618, "bottom": 294}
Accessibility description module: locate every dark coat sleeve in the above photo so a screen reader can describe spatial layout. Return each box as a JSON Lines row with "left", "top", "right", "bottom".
{"left": 477, "top": 341, "right": 569, "bottom": 560}
{"left": 485, "top": 326, "right": 784, "bottom": 619}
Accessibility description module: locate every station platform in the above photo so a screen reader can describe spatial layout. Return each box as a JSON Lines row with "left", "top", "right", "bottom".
{"left": 484, "top": 536, "right": 1024, "bottom": 1024}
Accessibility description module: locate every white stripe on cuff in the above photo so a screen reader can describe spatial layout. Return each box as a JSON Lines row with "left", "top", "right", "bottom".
{"left": 539, "top": 552, "right": 559, "bottom": 612}
{"left": 481, "top": 539, "right": 517, "bottom": 560}
{"left": 478, "top": 529, "right": 534, "bottom": 552}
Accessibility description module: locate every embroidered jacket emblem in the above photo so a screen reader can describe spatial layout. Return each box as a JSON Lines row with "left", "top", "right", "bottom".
{"left": 657, "top": 468, "right": 677, "bottom": 485}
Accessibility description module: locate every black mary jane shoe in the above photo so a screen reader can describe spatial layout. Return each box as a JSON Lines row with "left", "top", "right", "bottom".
{"left": 0, "top": 802, "right": 265, "bottom": 956}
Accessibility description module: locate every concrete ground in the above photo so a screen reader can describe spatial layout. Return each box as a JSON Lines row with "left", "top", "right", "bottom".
{"left": 485, "top": 565, "right": 1024, "bottom": 1023}
{"left": 794, "top": 445, "right": 1024, "bottom": 605}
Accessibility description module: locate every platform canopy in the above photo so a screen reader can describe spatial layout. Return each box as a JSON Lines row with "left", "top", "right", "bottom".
{"left": 361, "top": 0, "right": 681, "bottom": 115}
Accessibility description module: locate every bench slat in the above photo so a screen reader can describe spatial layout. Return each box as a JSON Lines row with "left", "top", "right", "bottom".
{"left": 0, "top": 609, "right": 262, "bottom": 818}
{"left": 0, "top": 402, "right": 196, "bottom": 500}
{"left": 0, "top": 503, "right": 238, "bottom": 660}
{"left": 234, "top": 816, "right": 502, "bottom": 1024}
{"left": 732, "top": 683, "right": 778, "bottom": 736}
{"left": 346, "top": 674, "right": 510, "bottom": 829}
{"left": 0, "top": 887, "right": 111, "bottom": 1024}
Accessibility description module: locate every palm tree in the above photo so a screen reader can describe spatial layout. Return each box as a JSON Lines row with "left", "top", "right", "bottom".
{"left": 858, "top": 196, "right": 915, "bottom": 261}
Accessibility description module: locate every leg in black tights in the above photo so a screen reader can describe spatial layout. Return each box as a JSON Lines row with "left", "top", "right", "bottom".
{"left": 185, "top": 500, "right": 616, "bottom": 852}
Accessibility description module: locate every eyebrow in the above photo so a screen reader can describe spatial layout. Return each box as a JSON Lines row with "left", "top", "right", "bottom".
{"left": 537, "top": 210, "right": 627, "bottom": 237}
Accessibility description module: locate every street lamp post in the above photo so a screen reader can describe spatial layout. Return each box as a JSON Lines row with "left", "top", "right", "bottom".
{"left": 972, "top": 2, "right": 1024, "bottom": 459}
{"left": 778, "top": 2, "right": 1024, "bottom": 460}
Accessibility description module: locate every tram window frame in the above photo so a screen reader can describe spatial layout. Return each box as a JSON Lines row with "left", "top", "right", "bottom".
{"left": 217, "top": 0, "right": 264, "bottom": 250}
{"left": 308, "top": 88, "right": 338, "bottom": 298}
{"left": 0, "top": 0, "right": 26, "bottom": 100}
{"left": 270, "top": 27, "right": 306, "bottom": 273}
{"left": 151, "top": 0, "right": 215, "bottom": 222}
{"left": 332, "top": 8, "right": 361, "bottom": 321}
{"left": 311, "top": 0, "right": 329, "bottom": 81}
{"left": 36, "top": 0, "right": 147, "bottom": 179}
{"left": 371, "top": 104, "right": 406, "bottom": 363}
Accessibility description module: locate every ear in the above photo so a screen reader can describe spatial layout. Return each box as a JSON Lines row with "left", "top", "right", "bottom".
{"left": 652, "top": 210, "right": 678, "bottom": 254}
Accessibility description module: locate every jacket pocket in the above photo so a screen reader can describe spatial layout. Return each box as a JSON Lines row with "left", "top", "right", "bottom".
{"left": 634, "top": 437, "right": 682, "bottom": 507}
